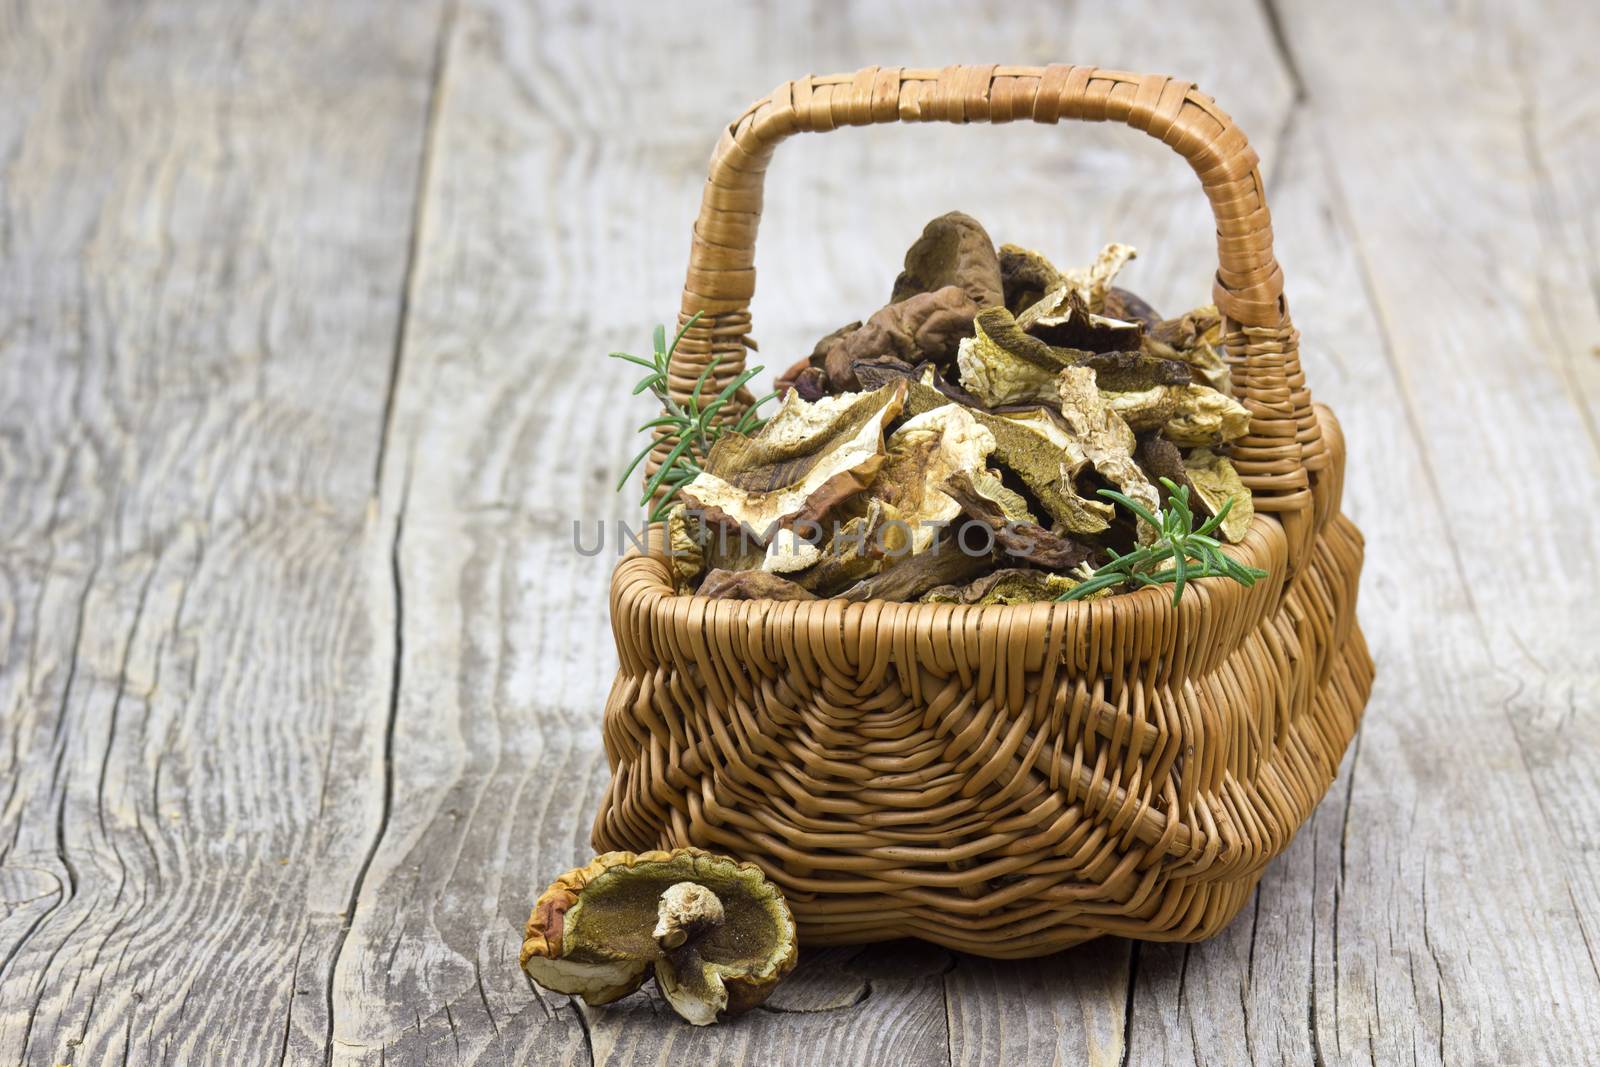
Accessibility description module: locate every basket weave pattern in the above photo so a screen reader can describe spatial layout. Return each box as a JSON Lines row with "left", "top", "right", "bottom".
{"left": 592, "top": 66, "right": 1373, "bottom": 955}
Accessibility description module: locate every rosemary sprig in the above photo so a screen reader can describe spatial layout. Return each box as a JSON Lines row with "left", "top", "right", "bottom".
{"left": 1057, "top": 478, "right": 1268, "bottom": 605}
{"left": 610, "top": 312, "right": 779, "bottom": 523}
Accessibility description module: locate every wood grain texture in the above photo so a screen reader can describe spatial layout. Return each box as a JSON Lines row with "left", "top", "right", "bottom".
{"left": 1, "top": 0, "right": 1596, "bottom": 1064}
{"left": 0, "top": 0, "right": 443, "bottom": 1063}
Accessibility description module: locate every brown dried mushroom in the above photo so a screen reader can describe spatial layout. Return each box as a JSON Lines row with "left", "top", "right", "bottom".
{"left": 521, "top": 848, "right": 799, "bottom": 1026}
{"left": 891, "top": 210, "right": 1004, "bottom": 309}
{"left": 637, "top": 212, "right": 1264, "bottom": 608}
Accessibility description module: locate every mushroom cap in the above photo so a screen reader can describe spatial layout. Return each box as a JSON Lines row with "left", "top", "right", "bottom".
{"left": 520, "top": 848, "right": 798, "bottom": 1023}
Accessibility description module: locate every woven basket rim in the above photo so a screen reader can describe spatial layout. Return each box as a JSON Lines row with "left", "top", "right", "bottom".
{"left": 623, "top": 513, "right": 1281, "bottom": 611}
{"left": 610, "top": 516, "right": 1289, "bottom": 681}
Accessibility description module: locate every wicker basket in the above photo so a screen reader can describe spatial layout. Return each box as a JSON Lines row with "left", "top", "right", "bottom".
{"left": 592, "top": 65, "right": 1373, "bottom": 957}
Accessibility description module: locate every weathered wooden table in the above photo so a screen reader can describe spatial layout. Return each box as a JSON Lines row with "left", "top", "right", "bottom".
{"left": 2, "top": 1, "right": 1596, "bottom": 1063}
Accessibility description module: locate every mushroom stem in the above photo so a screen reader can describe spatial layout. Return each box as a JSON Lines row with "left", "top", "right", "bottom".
{"left": 654, "top": 881, "right": 725, "bottom": 951}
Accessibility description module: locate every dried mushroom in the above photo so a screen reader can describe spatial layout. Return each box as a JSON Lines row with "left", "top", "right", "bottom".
{"left": 521, "top": 848, "right": 798, "bottom": 1026}
{"left": 666, "top": 506, "right": 704, "bottom": 590}
{"left": 1103, "top": 384, "right": 1251, "bottom": 445}
{"left": 1161, "top": 385, "right": 1252, "bottom": 446}
{"left": 1019, "top": 289, "right": 1144, "bottom": 352}
{"left": 1055, "top": 366, "right": 1161, "bottom": 526}
{"left": 762, "top": 526, "right": 824, "bottom": 574}
{"left": 616, "top": 212, "right": 1263, "bottom": 607}
{"left": 682, "top": 381, "right": 906, "bottom": 537}
{"left": 1182, "top": 448, "right": 1255, "bottom": 542}
{"left": 840, "top": 539, "right": 991, "bottom": 603}
{"left": 1075, "top": 349, "right": 1192, "bottom": 392}
{"left": 819, "top": 285, "right": 979, "bottom": 391}
{"left": 870, "top": 403, "right": 997, "bottom": 556}
{"left": 956, "top": 306, "right": 1075, "bottom": 407}
{"left": 998, "top": 243, "right": 1065, "bottom": 317}
{"left": 891, "top": 211, "right": 1005, "bottom": 309}
{"left": 1103, "top": 285, "right": 1162, "bottom": 328}
{"left": 1016, "top": 242, "right": 1137, "bottom": 322}
{"left": 1134, "top": 434, "right": 1188, "bottom": 489}
{"left": 1147, "top": 304, "right": 1231, "bottom": 394}
{"left": 942, "top": 471, "right": 1094, "bottom": 570}
{"left": 699, "top": 568, "right": 817, "bottom": 601}
{"left": 922, "top": 568, "right": 1083, "bottom": 605}
{"left": 1062, "top": 241, "right": 1137, "bottom": 313}
{"left": 984, "top": 407, "right": 1114, "bottom": 535}
{"left": 791, "top": 504, "right": 886, "bottom": 595}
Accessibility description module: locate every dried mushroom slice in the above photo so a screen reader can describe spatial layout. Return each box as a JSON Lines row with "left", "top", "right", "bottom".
{"left": 986, "top": 408, "right": 1114, "bottom": 535}
{"left": 665, "top": 506, "right": 705, "bottom": 590}
{"left": 1103, "top": 286, "right": 1162, "bottom": 328}
{"left": 840, "top": 548, "right": 991, "bottom": 604}
{"left": 521, "top": 848, "right": 798, "bottom": 1026}
{"left": 822, "top": 285, "right": 979, "bottom": 390}
{"left": 1102, "top": 384, "right": 1184, "bottom": 432}
{"left": 792, "top": 504, "right": 887, "bottom": 595}
{"left": 699, "top": 568, "right": 818, "bottom": 601}
{"left": 1063, "top": 242, "right": 1138, "bottom": 313}
{"left": 1020, "top": 289, "right": 1144, "bottom": 352}
{"left": 1017, "top": 242, "right": 1138, "bottom": 322}
{"left": 1183, "top": 448, "right": 1255, "bottom": 543}
{"left": 1161, "top": 385, "right": 1252, "bottom": 446}
{"left": 1102, "top": 383, "right": 1251, "bottom": 444}
{"left": 1146, "top": 304, "right": 1231, "bottom": 395}
{"left": 891, "top": 211, "right": 1005, "bottom": 309}
{"left": 871, "top": 403, "right": 997, "bottom": 556}
{"left": 1055, "top": 366, "right": 1161, "bottom": 528}
{"left": 761, "top": 526, "right": 824, "bottom": 574}
{"left": 792, "top": 320, "right": 862, "bottom": 390}
{"left": 942, "top": 470, "right": 1094, "bottom": 571}
{"left": 682, "top": 381, "right": 907, "bottom": 539}
{"left": 922, "top": 568, "right": 1082, "bottom": 605}
{"left": 1075, "top": 349, "right": 1192, "bottom": 392}
{"left": 956, "top": 306, "right": 1075, "bottom": 407}
{"left": 962, "top": 466, "right": 1034, "bottom": 524}
{"left": 1134, "top": 434, "right": 1188, "bottom": 490}
{"left": 998, "top": 243, "right": 1065, "bottom": 317}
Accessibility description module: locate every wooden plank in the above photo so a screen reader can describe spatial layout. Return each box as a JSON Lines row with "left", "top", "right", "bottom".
{"left": 1267, "top": 1, "right": 1600, "bottom": 1062}
{"left": 0, "top": 1, "right": 443, "bottom": 1063}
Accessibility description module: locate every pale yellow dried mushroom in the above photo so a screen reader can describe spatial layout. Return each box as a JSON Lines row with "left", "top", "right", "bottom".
{"left": 955, "top": 306, "right": 1075, "bottom": 407}
{"left": 521, "top": 848, "right": 798, "bottom": 1026}
{"left": 870, "top": 403, "right": 997, "bottom": 556}
{"left": 1183, "top": 448, "right": 1255, "bottom": 543}
{"left": 682, "top": 381, "right": 907, "bottom": 538}
{"left": 1055, "top": 366, "right": 1161, "bottom": 534}
{"left": 1014, "top": 242, "right": 1138, "bottom": 322}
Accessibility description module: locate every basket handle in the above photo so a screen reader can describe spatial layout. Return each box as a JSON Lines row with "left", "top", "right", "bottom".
{"left": 662, "top": 66, "right": 1323, "bottom": 557}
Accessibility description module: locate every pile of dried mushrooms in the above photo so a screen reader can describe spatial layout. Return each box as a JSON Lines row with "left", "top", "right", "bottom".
{"left": 667, "top": 212, "right": 1255, "bottom": 606}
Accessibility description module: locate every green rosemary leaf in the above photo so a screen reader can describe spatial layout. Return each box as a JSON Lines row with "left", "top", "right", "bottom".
{"left": 689, "top": 355, "right": 724, "bottom": 415}
{"left": 711, "top": 365, "right": 764, "bottom": 407}
{"left": 1194, "top": 495, "right": 1233, "bottom": 537}
{"left": 616, "top": 439, "right": 658, "bottom": 492}
{"left": 1057, "top": 572, "right": 1129, "bottom": 601}
{"left": 1096, "top": 486, "right": 1162, "bottom": 530}
{"left": 1061, "top": 478, "right": 1268, "bottom": 604}
{"left": 637, "top": 416, "right": 683, "bottom": 432}
{"left": 610, "top": 351, "right": 660, "bottom": 371}
{"left": 640, "top": 434, "right": 698, "bottom": 506}
{"left": 668, "top": 310, "right": 704, "bottom": 360}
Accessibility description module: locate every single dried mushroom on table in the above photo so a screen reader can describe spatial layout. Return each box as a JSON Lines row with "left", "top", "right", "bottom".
{"left": 521, "top": 847, "right": 798, "bottom": 1026}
